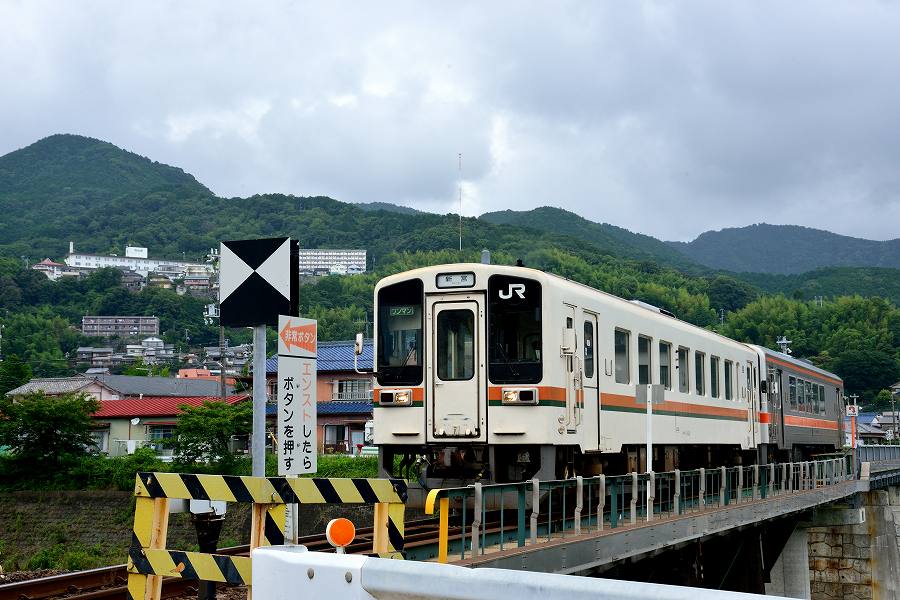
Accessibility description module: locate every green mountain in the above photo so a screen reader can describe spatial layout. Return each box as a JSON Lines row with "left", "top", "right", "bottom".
{"left": 355, "top": 202, "right": 422, "bottom": 215}
{"left": 480, "top": 207, "right": 701, "bottom": 271}
{"left": 737, "top": 266, "right": 900, "bottom": 305}
{"left": 0, "top": 135, "right": 700, "bottom": 277}
{"left": 669, "top": 223, "right": 900, "bottom": 275}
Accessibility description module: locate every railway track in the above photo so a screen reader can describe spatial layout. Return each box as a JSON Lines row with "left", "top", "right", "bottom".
{"left": 0, "top": 519, "right": 445, "bottom": 600}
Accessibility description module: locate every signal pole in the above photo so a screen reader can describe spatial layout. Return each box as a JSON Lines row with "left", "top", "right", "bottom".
{"left": 849, "top": 393, "right": 859, "bottom": 449}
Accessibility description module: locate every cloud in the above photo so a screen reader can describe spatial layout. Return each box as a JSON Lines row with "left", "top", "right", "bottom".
{"left": 2, "top": 1, "right": 900, "bottom": 241}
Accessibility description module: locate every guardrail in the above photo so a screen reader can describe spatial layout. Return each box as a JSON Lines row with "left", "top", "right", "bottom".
{"left": 857, "top": 445, "right": 900, "bottom": 463}
{"left": 425, "top": 458, "right": 851, "bottom": 563}
{"left": 253, "top": 547, "right": 783, "bottom": 600}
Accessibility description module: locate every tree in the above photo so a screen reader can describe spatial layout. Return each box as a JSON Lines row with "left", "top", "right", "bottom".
{"left": 0, "top": 392, "right": 99, "bottom": 471}
{"left": 173, "top": 400, "right": 252, "bottom": 470}
{"left": 0, "top": 355, "right": 32, "bottom": 396}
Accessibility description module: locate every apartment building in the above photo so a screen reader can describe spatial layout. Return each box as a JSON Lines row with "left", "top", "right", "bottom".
{"left": 82, "top": 315, "right": 160, "bottom": 337}
{"left": 297, "top": 248, "right": 366, "bottom": 275}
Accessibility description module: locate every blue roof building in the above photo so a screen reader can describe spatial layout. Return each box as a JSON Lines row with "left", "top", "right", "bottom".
{"left": 263, "top": 339, "right": 375, "bottom": 455}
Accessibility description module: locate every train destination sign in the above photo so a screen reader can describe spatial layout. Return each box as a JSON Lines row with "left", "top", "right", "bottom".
{"left": 277, "top": 315, "right": 317, "bottom": 476}
{"left": 219, "top": 237, "right": 299, "bottom": 327}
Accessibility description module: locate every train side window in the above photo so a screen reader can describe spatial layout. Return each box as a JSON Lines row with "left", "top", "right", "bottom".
{"left": 819, "top": 385, "right": 825, "bottom": 414}
{"left": 659, "top": 342, "right": 672, "bottom": 390}
{"left": 638, "top": 335, "right": 652, "bottom": 385}
{"left": 678, "top": 347, "right": 690, "bottom": 393}
{"left": 614, "top": 329, "right": 630, "bottom": 384}
{"left": 806, "top": 380, "right": 814, "bottom": 413}
{"left": 789, "top": 376, "right": 797, "bottom": 410}
{"left": 798, "top": 378, "right": 806, "bottom": 412}
{"left": 724, "top": 360, "right": 733, "bottom": 401}
{"left": 695, "top": 351, "right": 706, "bottom": 396}
{"left": 583, "top": 321, "right": 594, "bottom": 379}
{"left": 710, "top": 356, "right": 720, "bottom": 398}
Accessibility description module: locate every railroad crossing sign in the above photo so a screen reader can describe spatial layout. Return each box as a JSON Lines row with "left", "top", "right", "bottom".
{"left": 219, "top": 237, "right": 299, "bottom": 327}
{"left": 846, "top": 404, "right": 859, "bottom": 417}
{"left": 277, "top": 315, "right": 317, "bottom": 476}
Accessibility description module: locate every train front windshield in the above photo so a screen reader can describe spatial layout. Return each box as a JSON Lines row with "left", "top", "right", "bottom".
{"left": 488, "top": 275, "right": 542, "bottom": 383}
{"left": 376, "top": 279, "right": 424, "bottom": 386}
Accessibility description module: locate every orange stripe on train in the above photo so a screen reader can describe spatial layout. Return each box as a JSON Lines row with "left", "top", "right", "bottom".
{"left": 601, "top": 392, "right": 749, "bottom": 420}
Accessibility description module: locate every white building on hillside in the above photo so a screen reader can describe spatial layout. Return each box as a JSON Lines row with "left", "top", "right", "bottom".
{"left": 65, "top": 242, "right": 212, "bottom": 278}
{"left": 298, "top": 248, "right": 366, "bottom": 275}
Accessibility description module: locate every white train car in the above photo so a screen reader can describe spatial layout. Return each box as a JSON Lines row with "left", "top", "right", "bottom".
{"left": 373, "top": 262, "right": 816, "bottom": 489}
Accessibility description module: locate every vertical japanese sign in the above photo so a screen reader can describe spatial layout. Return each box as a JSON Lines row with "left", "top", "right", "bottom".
{"left": 277, "top": 315, "right": 317, "bottom": 475}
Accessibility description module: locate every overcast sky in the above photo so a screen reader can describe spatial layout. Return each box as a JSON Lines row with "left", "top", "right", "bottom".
{"left": 2, "top": 1, "right": 899, "bottom": 241}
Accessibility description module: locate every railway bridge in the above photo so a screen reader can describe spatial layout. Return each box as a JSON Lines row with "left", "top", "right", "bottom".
{"left": 6, "top": 449, "right": 900, "bottom": 600}
{"left": 401, "top": 447, "right": 900, "bottom": 598}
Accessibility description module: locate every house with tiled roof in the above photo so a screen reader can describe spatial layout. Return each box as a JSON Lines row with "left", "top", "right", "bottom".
{"left": 91, "top": 394, "right": 249, "bottom": 456}
{"left": 260, "top": 339, "right": 374, "bottom": 454}
{"left": 7, "top": 374, "right": 234, "bottom": 400}
{"left": 6, "top": 377, "right": 122, "bottom": 400}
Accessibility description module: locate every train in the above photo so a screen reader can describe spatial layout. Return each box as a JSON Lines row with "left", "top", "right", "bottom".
{"left": 371, "top": 262, "right": 844, "bottom": 494}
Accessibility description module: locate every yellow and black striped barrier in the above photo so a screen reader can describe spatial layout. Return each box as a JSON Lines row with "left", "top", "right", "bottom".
{"left": 127, "top": 472, "right": 407, "bottom": 600}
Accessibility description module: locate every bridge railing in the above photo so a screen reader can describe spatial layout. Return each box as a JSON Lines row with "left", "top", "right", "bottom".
{"left": 857, "top": 445, "right": 900, "bottom": 464}
{"left": 424, "top": 458, "right": 851, "bottom": 563}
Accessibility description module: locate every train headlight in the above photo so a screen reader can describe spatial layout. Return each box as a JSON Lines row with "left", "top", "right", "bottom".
{"left": 501, "top": 387, "right": 538, "bottom": 405}
{"left": 380, "top": 389, "right": 412, "bottom": 406}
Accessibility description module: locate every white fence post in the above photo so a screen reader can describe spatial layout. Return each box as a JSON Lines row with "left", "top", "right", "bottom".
{"left": 574, "top": 476, "right": 583, "bottom": 535}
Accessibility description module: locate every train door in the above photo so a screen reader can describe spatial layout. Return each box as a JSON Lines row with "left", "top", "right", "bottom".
{"left": 583, "top": 312, "right": 599, "bottom": 447}
{"left": 774, "top": 367, "right": 786, "bottom": 447}
{"left": 427, "top": 297, "right": 486, "bottom": 441}
{"left": 746, "top": 360, "right": 756, "bottom": 446}
{"left": 562, "top": 305, "right": 580, "bottom": 430}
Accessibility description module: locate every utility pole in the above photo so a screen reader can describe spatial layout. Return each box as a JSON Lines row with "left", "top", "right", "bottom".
{"left": 776, "top": 336, "right": 792, "bottom": 355}
{"left": 849, "top": 393, "right": 859, "bottom": 449}
{"left": 458, "top": 153, "right": 462, "bottom": 252}
{"left": 718, "top": 309, "right": 726, "bottom": 326}
{"left": 219, "top": 326, "right": 227, "bottom": 404}
{"left": 0, "top": 323, "right": 4, "bottom": 362}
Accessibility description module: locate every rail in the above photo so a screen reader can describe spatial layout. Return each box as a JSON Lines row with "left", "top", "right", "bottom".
{"left": 425, "top": 457, "right": 852, "bottom": 562}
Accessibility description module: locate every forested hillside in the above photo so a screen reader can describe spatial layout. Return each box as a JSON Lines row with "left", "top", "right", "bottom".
{"left": 737, "top": 266, "right": 900, "bottom": 306}
{"left": 480, "top": 207, "right": 701, "bottom": 271}
{"left": 1, "top": 134, "right": 899, "bottom": 404}
{"left": 669, "top": 223, "right": 900, "bottom": 274}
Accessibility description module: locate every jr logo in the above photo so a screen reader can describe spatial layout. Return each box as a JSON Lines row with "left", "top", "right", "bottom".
{"left": 499, "top": 283, "right": 526, "bottom": 300}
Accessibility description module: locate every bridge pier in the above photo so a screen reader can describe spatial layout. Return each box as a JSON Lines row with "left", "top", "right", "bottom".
{"left": 765, "top": 526, "right": 810, "bottom": 599}
{"left": 798, "top": 487, "right": 900, "bottom": 600}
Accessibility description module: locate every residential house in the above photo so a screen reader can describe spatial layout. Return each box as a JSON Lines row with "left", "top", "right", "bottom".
{"left": 75, "top": 346, "right": 115, "bottom": 368}
{"left": 91, "top": 395, "right": 249, "bottom": 456}
{"left": 7, "top": 374, "right": 233, "bottom": 400}
{"left": 6, "top": 377, "right": 121, "bottom": 400}
{"left": 261, "top": 339, "right": 374, "bottom": 454}
{"left": 119, "top": 269, "right": 146, "bottom": 292}
{"left": 32, "top": 258, "right": 80, "bottom": 281}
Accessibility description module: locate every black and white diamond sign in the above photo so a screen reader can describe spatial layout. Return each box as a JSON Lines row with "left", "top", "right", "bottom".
{"left": 219, "top": 237, "right": 299, "bottom": 327}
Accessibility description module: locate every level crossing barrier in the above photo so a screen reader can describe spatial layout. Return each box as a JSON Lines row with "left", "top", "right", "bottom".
{"left": 425, "top": 458, "right": 851, "bottom": 563}
{"left": 126, "top": 471, "right": 407, "bottom": 600}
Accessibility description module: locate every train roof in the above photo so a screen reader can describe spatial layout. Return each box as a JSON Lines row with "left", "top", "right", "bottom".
{"left": 753, "top": 346, "right": 843, "bottom": 383}
{"left": 376, "top": 262, "right": 751, "bottom": 352}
